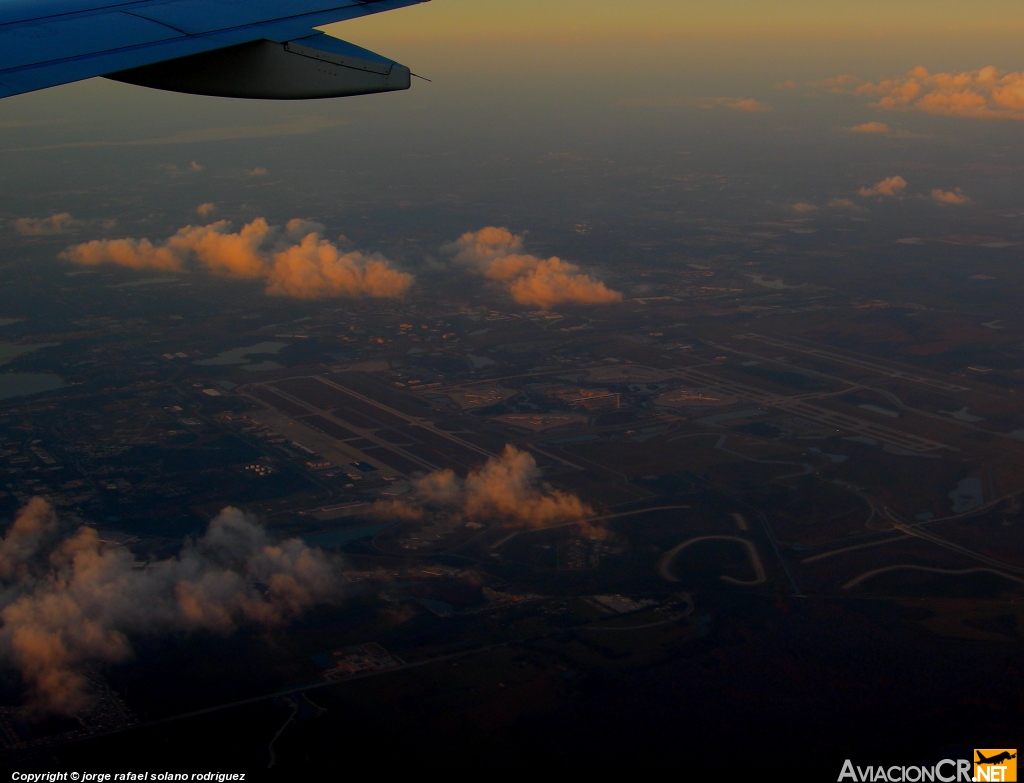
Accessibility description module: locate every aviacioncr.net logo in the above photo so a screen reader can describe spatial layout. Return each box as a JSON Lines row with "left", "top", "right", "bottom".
{"left": 838, "top": 759, "right": 973, "bottom": 782}
{"left": 974, "top": 749, "right": 1017, "bottom": 782}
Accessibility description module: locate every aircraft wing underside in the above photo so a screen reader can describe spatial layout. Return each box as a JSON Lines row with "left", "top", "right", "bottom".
{"left": 0, "top": 0, "right": 429, "bottom": 99}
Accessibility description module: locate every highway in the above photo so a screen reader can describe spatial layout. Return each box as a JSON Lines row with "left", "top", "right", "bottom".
{"left": 819, "top": 480, "right": 1024, "bottom": 575}
{"left": 883, "top": 505, "right": 1024, "bottom": 575}
{"left": 801, "top": 535, "right": 913, "bottom": 564}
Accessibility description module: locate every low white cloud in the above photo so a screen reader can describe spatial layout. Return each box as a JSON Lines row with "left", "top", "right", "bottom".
{"left": 858, "top": 176, "right": 907, "bottom": 198}
{"left": 820, "top": 66, "right": 1024, "bottom": 121}
{"left": 0, "top": 499, "right": 342, "bottom": 715}
{"left": 372, "top": 445, "right": 594, "bottom": 530}
{"left": 722, "top": 98, "right": 771, "bottom": 112}
{"left": 60, "top": 219, "right": 414, "bottom": 300}
{"left": 442, "top": 227, "right": 621, "bottom": 309}
{"left": 813, "top": 74, "right": 872, "bottom": 92}
{"left": 849, "top": 121, "right": 890, "bottom": 134}
{"left": 13, "top": 213, "right": 83, "bottom": 236}
{"left": 931, "top": 188, "right": 969, "bottom": 205}
{"left": 828, "top": 198, "right": 867, "bottom": 212}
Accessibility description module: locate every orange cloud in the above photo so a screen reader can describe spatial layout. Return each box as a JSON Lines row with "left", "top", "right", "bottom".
{"left": 701, "top": 97, "right": 772, "bottom": 112}
{"left": 373, "top": 445, "right": 593, "bottom": 530}
{"left": 859, "top": 176, "right": 907, "bottom": 197}
{"left": 0, "top": 500, "right": 341, "bottom": 714}
{"left": 850, "top": 121, "right": 890, "bottom": 134}
{"left": 62, "top": 235, "right": 187, "bottom": 271}
{"left": 828, "top": 198, "right": 866, "bottom": 211}
{"left": 196, "top": 203, "right": 216, "bottom": 217}
{"left": 460, "top": 445, "right": 591, "bottom": 524}
{"left": 828, "top": 66, "right": 1024, "bottom": 121}
{"left": 813, "top": 74, "right": 862, "bottom": 92}
{"left": 792, "top": 202, "right": 818, "bottom": 213}
{"left": 726, "top": 98, "right": 771, "bottom": 113}
{"left": 186, "top": 219, "right": 274, "bottom": 279}
{"left": 443, "top": 227, "right": 621, "bottom": 308}
{"left": 618, "top": 96, "right": 771, "bottom": 112}
{"left": 267, "top": 235, "right": 414, "bottom": 300}
{"left": 13, "top": 213, "right": 82, "bottom": 235}
{"left": 506, "top": 257, "right": 622, "bottom": 309}
{"left": 931, "top": 188, "right": 969, "bottom": 204}
{"left": 60, "top": 219, "right": 413, "bottom": 299}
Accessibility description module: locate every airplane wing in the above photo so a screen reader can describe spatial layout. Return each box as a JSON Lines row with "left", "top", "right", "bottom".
{"left": 0, "top": 0, "right": 430, "bottom": 100}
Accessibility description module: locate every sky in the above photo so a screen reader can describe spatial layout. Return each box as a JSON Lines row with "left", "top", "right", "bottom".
{"left": 338, "top": 0, "right": 1024, "bottom": 47}
{"left": 2, "top": 0, "right": 1024, "bottom": 292}
{"left": 6, "top": 0, "right": 1024, "bottom": 129}
{"left": 330, "top": 0, "right": 1024, "bottom": 76}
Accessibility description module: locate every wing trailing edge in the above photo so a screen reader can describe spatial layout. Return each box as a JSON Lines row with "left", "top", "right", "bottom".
{"left": 0, "top": 0, "right": 429, "bottom": 99}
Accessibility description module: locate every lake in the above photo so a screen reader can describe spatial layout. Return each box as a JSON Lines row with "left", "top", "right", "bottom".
{"left": 0, "top": 342, "right": 60, "bottom": 365}
{"left": 194, "top": 341, "right": 289, "bottom": 366}
{"left": 0, "top": 373, "right": 65, "bottom": 399}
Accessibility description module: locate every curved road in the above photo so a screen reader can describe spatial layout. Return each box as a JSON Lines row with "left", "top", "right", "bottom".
{"left": 657, "top": 535, "right": 766, "bottom": 586}
{"left": 842, "top": 564, "right": 1024, "bottom": 590}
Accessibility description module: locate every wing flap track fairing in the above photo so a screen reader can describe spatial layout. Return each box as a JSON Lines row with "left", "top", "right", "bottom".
{"left": 106, "top": 33, "right": 410, "bottom": 99}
